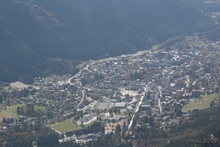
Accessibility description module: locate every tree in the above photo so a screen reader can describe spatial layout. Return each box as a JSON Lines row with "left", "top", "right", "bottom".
{"left": 17, "top": 106, "right": 21, "bottom": 114}
{"left": 23, "top": 88, "right": 29, "bottom": 97}
{"left": 26, "top": 103, "right": 35, "bottom": 116}
{"left": 0, "top": 93, "right": 3, "bottom": 103}
{"left": 188, "top": 109, "right": 191, "bottom": 114}
{"left": 210, "top": 100, "right": 215, "bottom": 108}
{"left": 146, "top": 91, "right": 151, "bottom": 99}
{"left": 116, "top": 124, "right": 121, "bottom": 134}
{"left": 123, "top": 121, "right": 126, "bottom": 130}
{"left": 174, "top": 106, "right": 182, "bottom": 117}
{"left": 6, "top": 99, "right": 10, "bottom": 106}
{"left": 2, "top": 117, "right": 6, "bottom": 124}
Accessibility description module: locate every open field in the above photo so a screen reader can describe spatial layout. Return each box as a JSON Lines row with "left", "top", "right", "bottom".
{"left": 35, "top": 105, "right": 47, "bottom": 112}
{"left": 0, "top": 104, "right": 47, "bottom": 122}
{"left": 7, "top": 104, "right": 25, "bottom": 115}
{"left": 51, "top": 117, "right": 81, "bottom": 133}
{"left": 0, "top": 104, "right": 24, "bottom": 121}
{"left": 84, "top": 120, "right": 100, "bottom": 127}
{"left": 10, "top": 81, "right": 29, "bottom": 89}
{"left": 182, "top": 93, "right": 218, "bottom": 112}
{"left": 94, "top": 101, "right": 111, "bottom": 110}
{"left": 0, "top": 109, "right": 17, "bottom": 122}
{"left": 77, "top": 62, "right": 86, "bottom": 69}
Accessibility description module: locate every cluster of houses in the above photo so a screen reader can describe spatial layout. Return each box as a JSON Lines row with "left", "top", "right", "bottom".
{"left": 59, "top": 133, "right": 102, "bottom": 144}
{"left": 1, "top": 34, "right": 220, "bottom": 144}
{"left": 1, "top": 116, "right": 26, "bottom": 131}
{"left": 68, "top": 34, "right": 220, "bottom": 132}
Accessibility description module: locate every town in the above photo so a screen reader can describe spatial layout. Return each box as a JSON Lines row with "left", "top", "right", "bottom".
{"left": 1, "top": 34, "right": 220, "bottom": 144}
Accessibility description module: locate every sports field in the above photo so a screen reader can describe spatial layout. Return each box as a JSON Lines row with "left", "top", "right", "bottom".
{"left": 94, "top": 101, "right": 111, "bottom": 110}
{"left": 182, "top": 93, "right": 218, "bottom": 112}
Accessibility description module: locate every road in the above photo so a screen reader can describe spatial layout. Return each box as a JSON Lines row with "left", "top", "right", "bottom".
{"left": 126, "top": 84, "right": 163, "bottom": 133}
{"left": 158, "top": 98, "right": 162, "bottom": 113}
{"left": 157, "top": 86, "right": 162, "bottom": 113}
{"left": 186, "top": 75, "right": 190, "bottom": 87}
{"left": 77, "top": 101, "right": 96, "bottom": 112}
{"left": 127, "top": 85, "right": 148, "bottom": 133}
{"left": 67, "top": 63, "right": 92, "bottom": 86}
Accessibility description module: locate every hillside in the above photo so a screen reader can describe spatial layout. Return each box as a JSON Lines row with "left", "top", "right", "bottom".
{"left": 0, "top": 0, "right": 210, "bottom": 83}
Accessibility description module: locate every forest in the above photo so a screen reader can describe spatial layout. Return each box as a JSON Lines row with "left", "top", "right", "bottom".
{"left": 0, "top": 0, "right": 213, "bottom": 83}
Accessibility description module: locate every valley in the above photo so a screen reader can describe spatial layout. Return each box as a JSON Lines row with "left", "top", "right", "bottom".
{"left": 1, "top": 33, "right": 220, "bottom": 145}
{"left": 1, "top": 0, "right": 220, "bottom": 146}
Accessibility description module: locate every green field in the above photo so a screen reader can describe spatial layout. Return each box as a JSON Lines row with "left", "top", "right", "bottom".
{"left": 182, "top": 94, "right": 218, "bottom": 112}
{"left": 84, "top": 119, "right": 99, "bottom": 127}
{"left": 8, "top": 104, "right": 25, "bottom": 114}
{"left": 77, "top": 62, "right": 86, "bottom": 69}
{"left": 152, "top": 44, "right": 159, "bottom": 51}
{"left": 34, "top": 105, "right": 47, "bottom": 111}
{"left": 51, "top": 118, "right": 81, "bottom": 133}
{"left": 0, "top": 104, "right": 24, "bottom": 121}
{"left": 0, "top": 104, "right": 47, "bottom": 122}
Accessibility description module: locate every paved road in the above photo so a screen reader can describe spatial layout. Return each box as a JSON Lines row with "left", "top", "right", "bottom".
{"left": 158, "top": 98, "right": 162, "bottom": 113}
{"left": 157, "top": 86, "right": 162, "bottom": 113}
{"left": 127, "top": 85, "right": 148, "bottom": 133}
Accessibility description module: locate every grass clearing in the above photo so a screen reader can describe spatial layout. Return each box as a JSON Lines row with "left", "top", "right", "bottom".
{"left": 77, "top": 62, "right": 86, "bottom": 69}
{"left": 10, "top": 81, "right": 29, "bottom": 89}
{"left": 7, "top": 104, "right": 25, "bottom": 115}
{"left": 182, "top": 93, "right": 218, "bottom": 112}
{"left": 35, "top": 105, "right": 47, "bottom": 112}
{"left": 51, "top": 117, "right": 81, "bottom": 133}
{"left": 152, "top": 44, "right": 159, "bottom": 51}
{"left": 0, "top": 110, "right": 17, "bottom": 122}
{"left": 0, "top": 104, "right": 47, "bottom": 122}
{"left": 84, "top": 119, "right": 99, "bottom": 127}
{"left": 0, "top": 104, "right": 24, "bottom": 121}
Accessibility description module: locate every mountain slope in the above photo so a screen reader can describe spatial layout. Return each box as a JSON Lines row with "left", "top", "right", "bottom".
{"left": 0, "top": 0, "right": 205, "bottom": 82}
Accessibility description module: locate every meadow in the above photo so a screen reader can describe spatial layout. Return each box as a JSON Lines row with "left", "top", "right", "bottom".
{"left": 182, "top": 93, "right": 218, "bottom": 112}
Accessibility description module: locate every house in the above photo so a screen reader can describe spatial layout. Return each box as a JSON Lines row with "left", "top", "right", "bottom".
{"left": 142, "top": 105, "right": 151, "bottom": 110}
{"left": 6, "top": 117, "right": 14, "bottom": 123}
{"left": 18, "top": 116, "right": 25, "bottom": 123}
{"left": 115, "top": 102, "right": 126, "bottom": 108}
{"left": 126, "top": 105, "right": 133, "bottom": 112}
{"left": 162, "top": 115, "right": 170, "bottom": 121}
{"left": 112, "top": 115, "right": 124, "bottom": 121}
{"left": 76, "top": 133, "right": 101, "bottom": 143}
{"left": 120, "top": 109, "right": 127, "bottom": 114}
{"left": 129, "top": 99, "right": 137, "bottom": 105}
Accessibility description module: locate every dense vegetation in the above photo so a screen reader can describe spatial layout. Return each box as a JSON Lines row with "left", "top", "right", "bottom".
{"left": 0, "top": 124, "right": 60, "bottom": 147}
{"left": 131, "top": 104, "right": 220, "bottom": 147}
{"left": 2, "top": 105, "right": 220, "bottom": 147}
{"left": 0, "top": 0, "right": 208, "bottom": 83}
{"left": 65, "top": 104, "right": 220, "bottom": 147}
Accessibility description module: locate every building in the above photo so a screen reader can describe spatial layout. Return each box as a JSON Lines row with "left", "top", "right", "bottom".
{"left": 115, "top": 102, "right": 126, "bottom": 108}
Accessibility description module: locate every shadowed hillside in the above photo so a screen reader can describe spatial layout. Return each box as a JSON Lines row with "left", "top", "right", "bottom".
{"left": 0, "top": 0, "right": 206, "bottom": 82}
